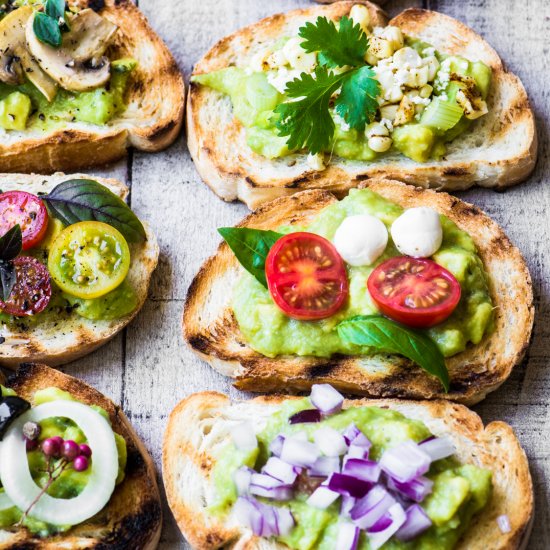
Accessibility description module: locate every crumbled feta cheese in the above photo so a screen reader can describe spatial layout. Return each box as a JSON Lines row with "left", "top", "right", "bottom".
{"left": 333, "top": 113, "right": 350, "bottom": 132}
{"left": 409, "top": 95, "right": 431, "bottom": 106}
{"left": 307, "top": 153, "right": 326, "bottom": 171}
{"left": 267, "top": 67, "right": 301, "bottom": 94}
{"left": 422, "top": 47, "right": 435, "bottom": 57}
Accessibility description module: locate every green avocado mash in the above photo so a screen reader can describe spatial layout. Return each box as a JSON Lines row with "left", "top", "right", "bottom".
{"left": 233, "top": 189, "right": 494, "bottom": 358}
{"left": 0, "top": 386, "right": 127, "bottom": 537}
{"left": 192, "top": 36, "right": 491, "bottom": 164}
{"left": 0, "top": 58, "right": 136, "bottom": 131}
{"left": 212, "top": 398, "right": 492, "bottom": 550}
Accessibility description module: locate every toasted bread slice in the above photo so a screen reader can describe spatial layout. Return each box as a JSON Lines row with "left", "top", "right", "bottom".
{"left": 163, "top": 391, "right": 533, "bottom": 549}
{"left": 0, "top": 0, "right": 185, "bottom": 174}
{"left": 187, "top": 1, "right": 537, "bottom": 209}
{"left": 1, "top": 362, "right": 162, "bottom": 549}
{"left": 183, "top": 178, "right": 533, "bottom": 405}
{"left": 0, "top": 172, "right": 159, "bottom": 368}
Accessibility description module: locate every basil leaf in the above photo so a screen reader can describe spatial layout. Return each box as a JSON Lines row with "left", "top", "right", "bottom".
{"left": 337, "top": 315, "right": 450, "bottom": 391}
{"left": 45, "top": 0, "right": 65, "bottom": 21}
{"left": 44, "top": 179, "right": 146, "bottom": 243}
{"left": 0, "top": 260, "right": 16, "bottom": 303}
{"left": 0, "top": 225, "right": 22, "bottom": 261}
{"left": 33, "top": 12, "right": 62, "bottom": 48}
{"left": 218, "top": 227, "right": 282, "bottom": 288}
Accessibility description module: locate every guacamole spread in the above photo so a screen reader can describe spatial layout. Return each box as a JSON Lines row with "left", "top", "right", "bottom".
{"left": 212, "top": 398, "right": 492, "bottom": 550}
{"left": 193, "top": 22, "right": 491, "bottom": 165}
{"left": 233, "top": 189, "right": 494, "bottom": 358}
{"left": 0, "top": 386, "right": 127, "bottom": 537}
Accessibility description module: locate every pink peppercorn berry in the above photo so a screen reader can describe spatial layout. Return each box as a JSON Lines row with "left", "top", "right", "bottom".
{"left": 73, "top": 455, "right": 89, "bottom": 472}
{"left": 25, "top": 438, "right": 38, "bottom": 452}
{"left": 42, "top": 436, "right": 63, "bottom": 457}
{"left": 62, "top": 439, "right": 80, "bottom": 461}
{"left": 79, "top": 444, "right": 92, "bottom": 458}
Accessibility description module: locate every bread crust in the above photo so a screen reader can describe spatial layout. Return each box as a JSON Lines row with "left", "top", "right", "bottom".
{"left": 0, "top": 172, "right": 159, "bottom": 368}
{"left": 1, "top": 363, "right": 162, "bottom": 549}
{"left": 0, "top": 0, "right": 185, "bottom": 174}
{"left": 183, "top": 178, "right": 533, "bottom": 404}
{"left": 163, "top": 391, "right": 533, "bottom": 550}
{"left": 187, "top": 1, "right": 537, "bottom": 209}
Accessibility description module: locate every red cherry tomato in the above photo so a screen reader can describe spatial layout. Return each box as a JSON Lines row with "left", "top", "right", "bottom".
{"left": 367, "top": 257, "right": 461, "bottom": 328}
{"left": 0, "top": 191, "right": 49, "bottom": 250}
{"left": 265, "top": 232, "right": 348, "bottom": 321}
{"left": 0, "top": 257, "right": 52, "bottom": 317}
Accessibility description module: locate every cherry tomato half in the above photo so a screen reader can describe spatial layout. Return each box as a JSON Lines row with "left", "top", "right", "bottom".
{"left": 0, "top": 257, "right": 52, "bottom": 316}
{"left": 367, "top": 257, "right": 461, "bottom": 328}
{"left": 48, "top": 221, "right": 130, "bottom": 299}
{"left": 265, "top": 232, "right": 348, "bottom": 321}
{"left": 0, "top": 191, "right": 49, "bottom": 250}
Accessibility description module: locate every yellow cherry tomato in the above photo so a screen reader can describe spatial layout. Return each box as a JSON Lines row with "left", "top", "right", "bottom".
{"left": 48, "top": 221, "right": 130, "bottom": 299}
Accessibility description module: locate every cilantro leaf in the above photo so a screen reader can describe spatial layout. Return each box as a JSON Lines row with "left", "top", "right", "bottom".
{"left": 335, "top": 66, "right": 380, "bottom": 131}
{"left": 299, "top": 16, "right": 368, "bottom": 68}
{"left": 274, "top": 66, "right": 348, "bottom": 154}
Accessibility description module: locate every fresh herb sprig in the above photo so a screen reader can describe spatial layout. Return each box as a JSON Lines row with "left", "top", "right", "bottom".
{"left": 33, "top": 0, "right": 68, "bottom": 48}
{"left": 0, "top": 225, "right": 22, "bottom": 303}
{"left": 274, "top": 16, "right": 380, "bottom": 154}
{"left": 337, "top": 315, "right": 450, "bottom": 391}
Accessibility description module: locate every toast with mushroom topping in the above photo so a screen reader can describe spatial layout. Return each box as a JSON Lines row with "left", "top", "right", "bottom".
{"left": 0, "top": 0, "right": 184, "bottom": 173}
{"left": 0, "top": 172, "right": 158, "bottom": 368}
{"left": 0, "top": 362, "right": 162, "bottom": 549}
{"left": 188, "top": 1, "right": 536, "bottom": 209}
{"left": 183, "top": 178, "right": 533, "bottom": 405}
{"left": 163, "top": 391, "right": 533, "bottom": 549}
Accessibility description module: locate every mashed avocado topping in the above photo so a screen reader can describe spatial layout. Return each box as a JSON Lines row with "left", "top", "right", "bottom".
{"left": 232, "top": 189, "right": 494, "bottom": 359}
{"left": 0, "top": 58, "right": 136, "bottom": 131}
{"left": 192, "top": 10, "right": 491, "bottom": 166}
{"left": 0, "top": 386, "right": 127, "bottom": 537}
{"left": 212, "top": 397, "right": 492, "bottom": 550}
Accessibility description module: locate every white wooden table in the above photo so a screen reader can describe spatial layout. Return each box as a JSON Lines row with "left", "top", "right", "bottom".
{"left": 44, "top": 0, "right": 550, "bottom": 547}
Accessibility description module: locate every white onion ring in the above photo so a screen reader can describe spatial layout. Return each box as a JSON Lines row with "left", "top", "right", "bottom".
{"left": 0, "top": 400, "right": 119, "bottom": 525}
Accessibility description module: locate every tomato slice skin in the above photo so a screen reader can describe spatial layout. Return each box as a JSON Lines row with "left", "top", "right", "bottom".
{"left": 265, "top": 232, "right": 348, "bottom": 321}
{"left": 48, "top": 221, "right": 131, "bottom": 300}
{"left": 0, "top": 257, "right": 52, "bottom": 316}
{"left": 367, "top": 257, "right": 461, "bottom": 328}
{"left": 0, "top": 191, "right": 49, "bottom": 250}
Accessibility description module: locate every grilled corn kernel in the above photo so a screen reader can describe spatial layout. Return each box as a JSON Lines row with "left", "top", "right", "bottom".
{"left": 394, "top": 95, "right": 415, "bottom": 126}
{"left": 349, "top": 4, "right": 371, "bottom": 33}
{"left": 380, "top": 104, "right": 399, "bottom": 122}
{"left": 419, "top": 84, "right": 433, "bottom": 98}
{"left": 368, "top": 135, "right": 392, "bottom": 152}
{"left": 370, "top": 36, "right": 394, "bottom": 60}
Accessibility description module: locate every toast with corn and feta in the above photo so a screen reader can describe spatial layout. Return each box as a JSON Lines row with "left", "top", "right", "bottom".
{"left": 183, "top": 178, "right": 533, "bottom": 404}
{"left": 0, "top": 0, "right": 184, "bottom": 173}
{"left": 188, "top": 1, "right": 536, "bottom": 208}
{"left": 163, "top": 389, "right": 533, "bottom": 549}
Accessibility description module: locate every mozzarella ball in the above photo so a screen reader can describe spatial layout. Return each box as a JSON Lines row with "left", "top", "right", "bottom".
{"left": 333, "top": 215, "right": 388, "bottom": 266}
{"left": 391, "top": 207, "right": 443, "bottom": 258}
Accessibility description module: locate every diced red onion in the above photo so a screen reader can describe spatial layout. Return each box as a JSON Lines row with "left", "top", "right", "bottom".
{"left": 281, "top": 436, "right": 320, "bottom": 468}
{"left": 343, "top": 423, "right": 361, "bottom": 445}
{"left": 276, "top": 507, "right": 295, "bottom": 536}
{"left": 336, "top": 521, "right": 360, "bottom": 550}
{"left": 350, "top": 485, "right": 395, "bottom": 529}
{"left": 249, "top": 473, "right": 293, "bottom": 500}
{"left": 340, "top": 494, "right": 356, "bottom": 518}
{"left": 367, "top": 503, "right": 406, "bottom": 550}
{"left": 290, "top": 409, "right": 322, "bottom": 424}
{"left": 387, "top": 475, "right": 433, "bottom": 503}
{"left": 379, "top": 441, "right": 431, "bottom": 483}
{"left": 307, "top": 486, "right": 340, "bottom": 509}
{"left": 497, "top": 514, "right": 512, "bottom": 534}
{"left": 233, "top": 497, "right": 294, "bottom": 537}
{"left": 233, "top": 496, "right": 264, "bottom": 535}
{"left": 313, "top": 426, "right": 348, "bottom": 456}
{"left": 311, "top": 384, "right": 344, "bottom": 415}
{"left": 269, "top": 434, "right": 285, "bottom": 457}
{"left": 230, "top": 421, "right": 257, "bottom": 452}
{"left": 396, "top": 504, "right": 432, "bottom": 541}
{"left": 262, "top": 457, "right": 300, "bottom": 485}
{"left": 328, "top": 473, "right": 372, "bottom": 499}
{"left": 233, "top": 466, "right": 253, "bottom": 495}
{"left": 419, "top": 436, "right": 455, "bottom": 462}
{"left": 343, "top": 444, "right": 369, "bottom": 466}
{"left": 343, "top": 458, "right": 381, "bottom": 483}
{"left": 309, "top": 455, "right": 340, "bottom": 477}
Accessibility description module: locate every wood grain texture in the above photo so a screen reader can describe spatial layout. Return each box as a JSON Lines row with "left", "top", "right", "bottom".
{"left": 2, "top": 0, "right": 546, "bottom": 548}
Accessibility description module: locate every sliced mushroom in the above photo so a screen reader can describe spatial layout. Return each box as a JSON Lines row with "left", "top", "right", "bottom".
{"left": 26, "top": 9, "right": 117, "bottom": 92}
{"left": 0, "top": 7, "right": 58, "bottom": 101}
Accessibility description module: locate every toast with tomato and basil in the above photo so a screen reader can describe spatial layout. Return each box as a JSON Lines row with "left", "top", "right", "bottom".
{"left": 0, "top": 362, "right": 161, "bottom": 548}
{"left": 0, "top": 0, "right": 184, "bottom": 174}
{"left": 0, "top": 172, "right": 158, "bottom": 368}
{"left": 183, "top": 178, "right": 533, "bottom": 404}
{"left": 188, "top": 1, "right": 536, "bottom": 209}
{"left": 163, "top": 388, "right": 533, "bottom": 549}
